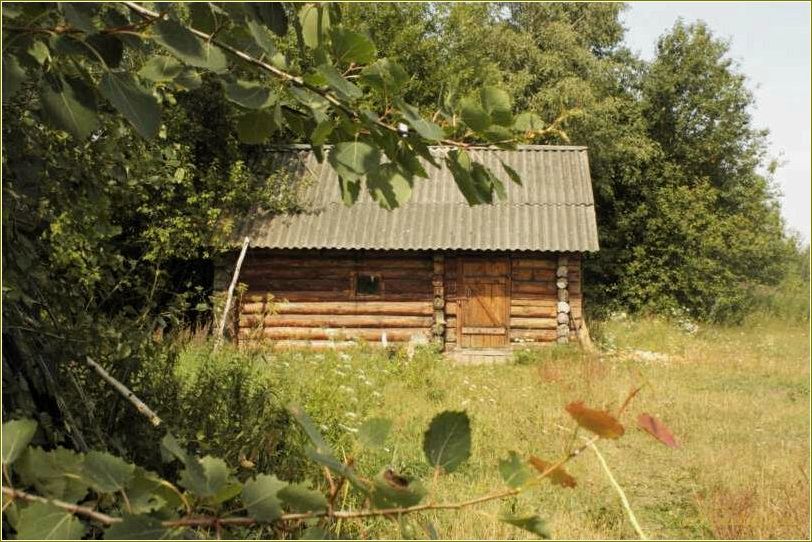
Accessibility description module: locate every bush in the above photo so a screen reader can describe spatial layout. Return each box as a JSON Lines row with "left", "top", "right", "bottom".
{"left": 110, "top": 341, "right": 304, "bottom": 481}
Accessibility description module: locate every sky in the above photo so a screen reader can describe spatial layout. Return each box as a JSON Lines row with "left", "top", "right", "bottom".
{"left": 621, "top": 1, "right": 811, "bottom": 241}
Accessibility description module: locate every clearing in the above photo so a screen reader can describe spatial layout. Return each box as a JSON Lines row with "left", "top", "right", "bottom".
{"left": 181, "top": 316, "right": 810, "bottom": 539}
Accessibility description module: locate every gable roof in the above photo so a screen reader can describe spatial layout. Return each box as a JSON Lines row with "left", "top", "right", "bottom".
{"left": 239, "top": 145, "right": 599, "bottom": 252}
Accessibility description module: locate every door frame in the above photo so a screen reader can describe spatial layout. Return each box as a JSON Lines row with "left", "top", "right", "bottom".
{"left": 457, "top": 255, "right": 511, "bottom": 348}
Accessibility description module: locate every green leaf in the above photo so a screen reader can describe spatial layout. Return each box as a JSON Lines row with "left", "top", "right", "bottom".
{"left": 330, "top": 27, "right": 376, "bottom": 65}
{"left": 498, "top": 451, "right": 531, "bottom": 488}
{"left": 445, "top": 149, "right": 489, "bottom": 205}
{"left": 310, "top": 119, "right": 335, "bottom": 146}
{"left": 27, "top": 39, "right": 50, "bottom": 65}
{"left": 138, "top": 56, "right": 184, "bottom": 83}
{"left": 2, "top": 418, "right": 37, "bottom": 465}
{"left": 394, "top": 99, "right": 444, "bottom": 142}
{"left": 127, "top": 468, "right": 169, "bottom": 514}
{"left": 513, "top": 111, "right": 544, "bottom": 132}
{"left": 338, "top": 176, "right": 361, "bottom": 206}
{"left": 152, "top": 18, "right": 227, "bottom": 73}
{"left": 501, "top": 515, "right": 552, "bottom": 539}
{"left": 105, "top": 515, "right": 176, "bottom": 540}
{"left": 212, "top": 481, "right": 243, "bottom": 504}
{"left": 242, "top": 474, "right": 286, "bottom": 522}
{"left": 247, "top": 18, "right": 278, "bottom": 57}
{"left": 460, "top": 96, "right": 491, "bottom": 131}
{"left": 480, "top": 86, "right": 512, "bottom": 126}
{"left": 99, "top": 72, "right": 161, "bottom": 139}
{"left": 278, "top": 483, "right": 328, "bottom": 512}
{"left": 288, "top": 404, "right": 334, "bottom": 455}
{"left": 316, "top": 63, "right": 362, "bottom": 101}
{"left": 159, "top": 433, "right": 188, "bottom": 464}
{"left": 288, "top": 87, "right": 330, "bottom": 122}
{"left": 305, "top": 448, "right": 370, "bottom": 493}
{"left": 2, "top": 55, "right": 27, "bottom": 103}
{"left": 298, "top": 4, "right": 330, "bottom": 50}
{"left": 39, "top": 75, "right": 99, "bottom": 140}
{"left": 249, "top": 3, "right": 288, "bottom": 37}
{"left": 174, "top": 68, "right": 202, "bottom": 90}
{"left": 223, "top": 79, "right": 274, "bottom": 109}
{"left": 483, "top": 124, "right": 513, "bottom": 144}
{"left": 189, "top": 2, "right": 216, "bottom": 34}
{"left": 366, "top": 163, "right": 413, "bottom": 210}
{"left": 422, "top": 410, "right": 471, "bottom": 473}
{"left": 371, "top": 469, "right": 427, "bottom": 508}
{"left": 500, "top": 159, "right": 522, "bottom": 185}
{"left": 62, "top": 3, "right": 97, "bottom": 34}
{"left": 328, "top": 142, "right": 381, "bottom": 183}
{"left": 360, "top": 58, "right": 409, "bottom": 94}
{"left": 357, "top": 417, "right": 392, "bottom": 448}
{"left": 236, "top": 110, "right": 276, "bottom": 144}
{"left": 15, "top": 502, "right": 86, "bottom": 540}
{"left": 16, "top": 447, "right": 88, "bottom": 503}
{"left": 179, "top": 455, "right": 230, "bottom": 497}
{"left": 83, "top": 450, "right": 135, "bottom": 493}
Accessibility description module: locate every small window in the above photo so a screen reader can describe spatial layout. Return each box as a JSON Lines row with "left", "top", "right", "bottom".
{"left": 355, "top": 273, "right": 382, "bottom": 296}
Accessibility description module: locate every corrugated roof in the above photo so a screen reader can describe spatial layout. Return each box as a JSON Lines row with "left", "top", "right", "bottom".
{"left": 239, "top": 145, "right": 599, "bottom": 252}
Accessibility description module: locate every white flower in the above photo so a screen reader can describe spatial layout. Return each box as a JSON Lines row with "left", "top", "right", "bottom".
{"left": 345, "top": 412, "right": 358, "bottom": 419}
{"left": 339, "top": 423, "right": 358, "bottom": 433}
{"left": 340, "top": 353, "right": 351, "bottom": 361}
{"left": 320, "top": 424, "right": 329, "bottom": 431}
{"left": 372, "top": 391, "right": 382, "bottom": 398}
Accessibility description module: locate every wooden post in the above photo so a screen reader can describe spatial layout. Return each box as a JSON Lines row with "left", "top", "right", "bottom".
{"left": 215, "top": 237, "right": 250, "bottom": 350}
{"left": 432, "top": 254, "right": 445, "bottom": 348}
{"left": 556, "top": 254, "right": 570, "bottom": 344}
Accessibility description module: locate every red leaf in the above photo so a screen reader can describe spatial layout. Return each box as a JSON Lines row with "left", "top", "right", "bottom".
{"left": 565, "top": 401, "right": 625, "bottom": 439}
{"left": 637, "top": 413, "right": 679, "bottom": 448}
{"left": 528, "top": 456, "right": 577, "bottom": 488}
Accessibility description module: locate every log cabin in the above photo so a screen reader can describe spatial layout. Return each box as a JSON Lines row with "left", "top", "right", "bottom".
{"left": 215, "top": 145, "right": 599, "bottom": 356}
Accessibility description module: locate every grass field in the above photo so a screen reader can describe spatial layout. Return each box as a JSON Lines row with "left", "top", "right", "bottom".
{"left": 181, "top": 316, "right": 810, "bottom": 539}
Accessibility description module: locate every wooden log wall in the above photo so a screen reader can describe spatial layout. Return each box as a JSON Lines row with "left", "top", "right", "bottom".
{"left": 235, "top": 250, "right": 434, "bottom": 348}
{"left": 509, "top": 253, "right": 582, "bottom": 346}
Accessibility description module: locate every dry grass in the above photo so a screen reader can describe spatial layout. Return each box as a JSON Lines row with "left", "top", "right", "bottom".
{"left": 248, "top": 316, "right": 809, "bottom": 539}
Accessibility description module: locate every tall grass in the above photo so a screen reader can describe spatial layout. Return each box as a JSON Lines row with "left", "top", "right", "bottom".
{"left": 168, "top": 310, "right": 808, "bottom": 539}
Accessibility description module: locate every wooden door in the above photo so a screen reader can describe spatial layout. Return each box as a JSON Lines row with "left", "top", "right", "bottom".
{"left": 460, "top": 261, "right": 509, "bottom": 348}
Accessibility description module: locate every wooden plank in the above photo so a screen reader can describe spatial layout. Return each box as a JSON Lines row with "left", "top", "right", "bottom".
{"left": 510, "top": 329, "right": 557, "bottom": 342}
{"left": 512, "top": 281, "right": 556, "bottom": 295}
{"left": 462, "top": 326, "right": 506, "bottom": 335}
{"left": 244, "top": 340, "right": 408, "bottom": 350}
{"left": 243, "top": 278, "right": 351, "bottom": 291}
{"left": 511, "top": 298, "right": 557, "bottom": 307}
{"left": 509, "top": 317, "right": 557, "bottom": 330}
{"left": 245, "top": 291, "right": 432, "bottom": 302}
{"left": 511, "top": 305, "right": 556, "bottom": 318}
{"left": 242, "top": 268, "right": 432, "bottom": 280}
{"left": 245, "top": 258, "right": 432, "bottom": 270}
{"left": 252, "top": 301, "right": 434, "bottom": 316}
{"left": 445, "top": 302, "right": 458, "bottom": 316}
{"left": 384, "top": 279, "right": 433, "bottom": 295}
{"left": 245, "top": 327, "right": 430, "bottom": 342}
{"left": 239, "top": 314, "right": 432, "bottom": 328}
{"left": 511, "top": 258, "right": 557, "bottom": 270}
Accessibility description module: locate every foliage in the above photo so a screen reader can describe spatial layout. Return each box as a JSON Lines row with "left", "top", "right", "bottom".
{"left": 0, "top": 1, "right": 542, "bottom": 458}
{"left": 2, "top": 379, "right": 675, "bottom": 540}
{"left": 341, "top": 4, "right": 801, "bottom": 322}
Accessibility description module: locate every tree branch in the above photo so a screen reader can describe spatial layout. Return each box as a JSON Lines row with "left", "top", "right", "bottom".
{"left": 121, "top": 2, "right": 468, "bottom": 148}
{"left": 85, "top": 356, "right": 162, "bottom": 427}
